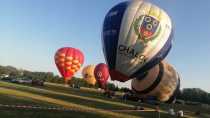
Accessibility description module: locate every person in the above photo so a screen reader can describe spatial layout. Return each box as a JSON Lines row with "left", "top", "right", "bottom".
{"left": 134, "top": 99, "right": 144, "bottom": 110}
{"left": 195, "top": 110, "right": 201, "bottom": 116}
{"left": 168, "top": 108, "right": 175, "bottom": 116}
{"left": 72, "top": 84, "right": 75, "bottom": 88}
{"left": 122, "top": 93, "right": 128, "bottom": 101}
{"left": 134, "top": 105, "right": 145, "bottom": 110}
{"left": 177, "top": 110, "right": 184, "bottom": 117}
{"left": 138, "top": 99, "right": 142, "bottom": 103}
{"left": 155, "top": 105, "right": 160, "bottom": 112}
{"left": 137, "top": 99, "right": 142, "bottom": 106}
{"left": 155, "top": 105, "right": 160, "bottom": 118}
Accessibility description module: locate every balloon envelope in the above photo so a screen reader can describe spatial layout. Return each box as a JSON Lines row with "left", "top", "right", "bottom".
{"left": 102, "top": 0, "right": 173, "bottom": 82}
{"left": 94, "top": 63, "right": 109, "bottom": 89}
{"left": 55, "top": 47, "right": 84, "bottom": 82}
{"left": 82, "top": 65, "right": 97, "bottom": 86}
{"left": 131, "top": 61, "right": 180, "bottom": 103}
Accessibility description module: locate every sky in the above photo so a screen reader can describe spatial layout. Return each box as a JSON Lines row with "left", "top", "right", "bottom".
{"left": 0, "top": 0, "right": 210, "bottom": 92}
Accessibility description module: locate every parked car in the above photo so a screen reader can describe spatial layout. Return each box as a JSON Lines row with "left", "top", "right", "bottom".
{"left": 11, "top": 78, "right": 19, "bottom": 83}
{"left": 175, "top": 99, "right": 185, "bottom": 105}
{"left": 32, "top": 79, "right": 44, "bottom": 86}
{"left": 122, "top": 92, "right": 140, "bottom": 102}
{"left": 17, "top": 78, "right": 32, "bottom": 84}
{"left": 0, "top": 77, "right": 13, "bottom": 82}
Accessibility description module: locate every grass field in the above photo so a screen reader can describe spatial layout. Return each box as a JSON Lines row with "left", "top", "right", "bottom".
{"left": 0, "top": 81, "right": 209, "bottom": 118}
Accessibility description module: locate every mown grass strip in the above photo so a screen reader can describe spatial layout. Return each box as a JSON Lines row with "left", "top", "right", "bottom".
{"left": 0, "top": 87, "right": 140, "bottom": 118}
{"left": 46, "top": 82, "right": 124, "bottom": 97}
{"left": 0, "top": 81, "right": 135, "bottom": 108}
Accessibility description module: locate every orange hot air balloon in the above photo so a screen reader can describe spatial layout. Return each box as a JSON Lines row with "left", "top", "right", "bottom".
{"left": 55, "top": 47, "right": 84, "bottom": 84}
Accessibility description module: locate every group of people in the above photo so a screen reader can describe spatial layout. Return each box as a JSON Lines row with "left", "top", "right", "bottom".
{"left": 168, "top": 108, "right": 184, "bottom": 117}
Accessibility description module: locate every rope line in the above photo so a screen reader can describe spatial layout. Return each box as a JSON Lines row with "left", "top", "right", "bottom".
{"left": 0, "top": 104, "right": 156, "bottom": 112}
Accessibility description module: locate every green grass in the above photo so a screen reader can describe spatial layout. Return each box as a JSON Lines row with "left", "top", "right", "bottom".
{"left": 0, "top": 87, "right": 140, "bottom": 118}
{"left": 0, "top": 81, "right": 161, "bottom": 118}
{"left": 0, "top": 81, "right": 144, "bottom": 118}
{"left": 0, "top": 81, "right": 209, "bottom": 118}
{"left": 0, "top": 82, "right": 135, "bottom": 109}
{"left": 0, "top": 89, "right": 108, "bottom": 118}
{"left": 0, "top": 109, "right": 108, "bottom": 118}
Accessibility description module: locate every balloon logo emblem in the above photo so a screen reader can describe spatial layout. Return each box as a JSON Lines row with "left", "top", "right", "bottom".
{"left": 97, "top": 72, "right": 102, "bottom": 78}
{"left": 134, "top": 15, "right": 161, "bottom": 42}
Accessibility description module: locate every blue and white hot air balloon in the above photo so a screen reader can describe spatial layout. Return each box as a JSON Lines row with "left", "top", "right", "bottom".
{"left": 102, "top": 0, "right": 173, "bottom": 82}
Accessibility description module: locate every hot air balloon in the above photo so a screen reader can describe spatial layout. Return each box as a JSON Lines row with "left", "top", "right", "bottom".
{"left": 102, "top": 0, "right": 173, "bottom": 82}
{"left": 82, "top": 65, "right": 97, "bottom": 86}
{"left": 131, "top": 61, "right": 180, "bottom": 103}
{"left": 94, "top": 63, "right": 109, "bottom": 89}
{"left": 55, "top": 47, "right": 84, "bottom": 85}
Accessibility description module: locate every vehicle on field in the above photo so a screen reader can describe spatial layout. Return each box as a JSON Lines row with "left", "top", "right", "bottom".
{"left": 32, "top": 79, "right": 44, "bottom": 86}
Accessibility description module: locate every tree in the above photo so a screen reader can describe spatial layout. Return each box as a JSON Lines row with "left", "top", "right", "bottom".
{"left": 177, "top": 88, "right": 210, "bottom": 105}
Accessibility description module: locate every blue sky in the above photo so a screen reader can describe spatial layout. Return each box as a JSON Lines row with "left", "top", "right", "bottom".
{"left": 0, "top": 0, "right": 209, "bottom": 92}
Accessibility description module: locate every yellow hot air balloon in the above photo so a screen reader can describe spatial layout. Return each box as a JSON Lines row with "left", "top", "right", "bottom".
{"left": 82, "top": 65, "right": 97, "bottom": 86}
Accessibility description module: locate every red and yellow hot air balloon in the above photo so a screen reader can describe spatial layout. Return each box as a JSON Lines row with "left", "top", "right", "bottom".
{"left": 55, "top": 47, "right": 84, "bottom": 85}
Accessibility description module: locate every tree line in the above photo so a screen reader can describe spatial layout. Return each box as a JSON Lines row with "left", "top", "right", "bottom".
{"left": 0, "top": 65, "right": 209, "bottom": 105}
{"left": 0, "top": 65, "right": 120, "bottom": 90}
{"left": 177, "top": 88, "right": 210, "bottom": 105}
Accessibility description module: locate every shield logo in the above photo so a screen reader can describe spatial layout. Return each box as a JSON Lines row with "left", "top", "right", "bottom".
{"left": 134, "top": 15, "right": 161, "bottom": 42}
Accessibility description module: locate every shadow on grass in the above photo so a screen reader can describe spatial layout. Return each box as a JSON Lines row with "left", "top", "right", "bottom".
{"left": 0, "top": 94, "right": 57, "bottom": 107}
